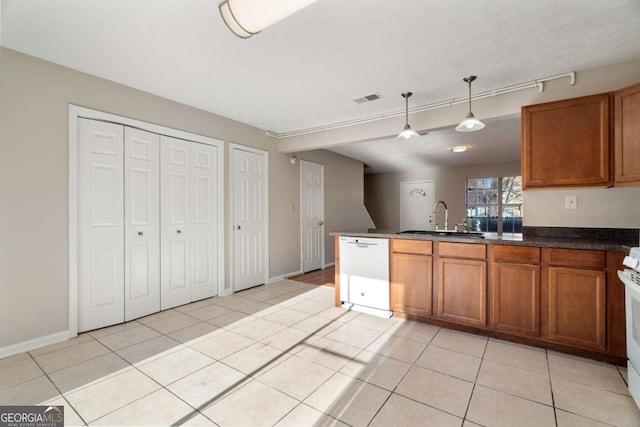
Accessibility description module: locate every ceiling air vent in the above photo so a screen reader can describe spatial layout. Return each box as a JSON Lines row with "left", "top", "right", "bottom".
{"left": 352, "top": 93, "right": 382, "bottom": 104}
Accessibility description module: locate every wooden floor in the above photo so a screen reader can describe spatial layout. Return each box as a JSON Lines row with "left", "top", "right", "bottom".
{"left": 288, "top": 266, "right": 335, "bottom": 287}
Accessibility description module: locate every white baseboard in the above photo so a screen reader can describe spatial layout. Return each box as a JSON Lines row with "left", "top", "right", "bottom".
{"left": 0, "top": 330, "right": 71, "bottom": 359}
{"left": 268, "top": 270, "right": 302, "bottom": 284}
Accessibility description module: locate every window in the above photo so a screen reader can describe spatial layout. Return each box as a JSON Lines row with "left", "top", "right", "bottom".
{"left": 466, "top": 176, "right": 522, "bottom": 233}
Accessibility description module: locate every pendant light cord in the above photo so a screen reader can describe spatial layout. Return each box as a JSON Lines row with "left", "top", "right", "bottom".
{"left": 405, "top": 94, "right": 409, "bottom": 126}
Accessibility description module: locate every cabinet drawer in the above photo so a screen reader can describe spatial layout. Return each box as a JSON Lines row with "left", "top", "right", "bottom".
{"left": 549, "top": 248, "right": 605, "bottom": 269}
{"left": 438, "top": 242, "right": 486, "bottom": 259}
{"left": 492, "top": 245, "right": 540, "bottom": 263}
{"left": 392, "top": 239, "right": 433, "bottom": 255}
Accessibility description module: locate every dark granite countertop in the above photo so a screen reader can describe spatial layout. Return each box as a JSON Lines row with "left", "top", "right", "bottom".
{"left": 330, "top": 227, "right": 638, "bottom": 252}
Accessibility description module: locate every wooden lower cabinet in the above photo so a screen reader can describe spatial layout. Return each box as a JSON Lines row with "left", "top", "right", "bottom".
{"left": 490, "top": 262, "right": 540, "bottom": 337}
{"left": 437, "top": 257, "right": 487, "bottom": 328}
{"left": 547, "top": 266, "right": 607, "bottom": 351}
{"left": 391, "top": 252, "right": 432, "bottom": 316}
{"left": 391, "top": 239, "right": 432, "bottom": 317}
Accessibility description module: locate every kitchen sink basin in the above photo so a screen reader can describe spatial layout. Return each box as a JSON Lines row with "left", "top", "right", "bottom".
{"left": 397, "top": 230, "right": 486, "bottom": 238}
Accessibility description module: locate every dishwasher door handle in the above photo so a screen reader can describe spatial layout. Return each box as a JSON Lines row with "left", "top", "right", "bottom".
{"left": 346, "top": 242, "right": 376, "bottom": 247}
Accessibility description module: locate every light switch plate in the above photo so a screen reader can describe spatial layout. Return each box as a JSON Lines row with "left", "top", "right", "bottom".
{"left": 564, "top": 195, "right": 577, "bottom": 209}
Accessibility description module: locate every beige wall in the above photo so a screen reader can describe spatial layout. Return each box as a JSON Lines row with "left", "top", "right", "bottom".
{"left": 523, "top": 188, "right": 640, "bottom": 229}
{"left": 365, "top": 162, "right": 521, "bottom": 231}
{"left": 0, "top": 47, "right": 363, "bottom": 350}
{"left": 365, "top": 161, "right": 640, "bottom": 233}
{"left": 298, "top": 150, "right": 368, "bottom": 263}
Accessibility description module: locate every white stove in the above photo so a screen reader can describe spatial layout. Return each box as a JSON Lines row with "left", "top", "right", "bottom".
{"left": 619, "top": 247, "right": 640, "bottom": 408}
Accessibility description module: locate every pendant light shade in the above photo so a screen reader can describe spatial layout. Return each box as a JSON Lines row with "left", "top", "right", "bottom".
{"left": 456, "top": 76, "right": 485, "bottom": 132}
{"left": 219, "top": 0, "right": 319, "bottom": 39}
{"left": 397, "top": 92, "right": 420, "bottom": 140}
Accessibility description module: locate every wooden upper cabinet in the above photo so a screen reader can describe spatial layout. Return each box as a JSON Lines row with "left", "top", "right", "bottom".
{"left": 522, "top": 93, "right": 612, "bottom": 189}
{"left": 615, "top": 82, "right": 640, "bottom": 186}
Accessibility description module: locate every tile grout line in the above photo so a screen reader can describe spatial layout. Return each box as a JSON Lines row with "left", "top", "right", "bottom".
{"left": 26, "top": 351, "right": 89, "bottom": 426}
{"left": 460, "top": 333, "right": 489, "bottom": 424}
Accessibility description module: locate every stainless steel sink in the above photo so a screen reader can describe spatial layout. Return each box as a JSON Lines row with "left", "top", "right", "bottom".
{"left": 397, "top": 230, "right": 486, "bottom": 238}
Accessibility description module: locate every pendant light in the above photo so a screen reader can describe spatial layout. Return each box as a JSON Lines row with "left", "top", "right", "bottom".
{"left": 456, "top": 75, "right": 485, "bottom": 132}
{"left": 397, "top": 92, "right": 420, "bottom": 140}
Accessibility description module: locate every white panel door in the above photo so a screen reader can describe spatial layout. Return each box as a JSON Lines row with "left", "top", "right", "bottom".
{"left": 124, "top": 128, "right": 160, "bottom": 321}
{"left": 400, "top": 180, "right": 435, "bottom": 231}
{"left": 78, "top": 118, "right": 124, "bottom": 332}
{"left": 160, "top": 136, "right": 192, "bottom": 309}
{"left": 301, "top": 161, "right": 324, "bottom": 273}
{"left": 233, "top": 147, "right": 267, "bottom": 292}
{"left": 191, "top": 143, "right": 219, "bottom": 301}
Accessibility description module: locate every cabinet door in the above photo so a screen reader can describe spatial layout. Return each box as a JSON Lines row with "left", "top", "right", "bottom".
{"left": 437, "top": 258, "right": 487, "bottom": 327}
{"left": 615, "top": 82, "right": 640, "bottom": 186}
{"left": 548, "top": 267, "right": 606, "bottom": 351}
{"left": 391, "top": 253, "right": 432, "bottom": 317}
{"left": 522, "top": 93, "right": 612, "bottom": 189}
{"left": 490, "top": 262, "right": 540, "bottom": 337}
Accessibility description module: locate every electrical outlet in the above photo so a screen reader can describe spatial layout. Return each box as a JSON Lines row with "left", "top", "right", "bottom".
{"left": 564, "top": 196, "right": 577, "bottom": 210}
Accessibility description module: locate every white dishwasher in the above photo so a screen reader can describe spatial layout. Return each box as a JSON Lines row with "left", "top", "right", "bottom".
{"left": 339, "top": 236, "right": 391, "bottom": 318}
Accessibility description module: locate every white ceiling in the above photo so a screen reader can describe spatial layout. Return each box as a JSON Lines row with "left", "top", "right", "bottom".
{"left": 2, "top": 0, "right": 640, "bottom": 172}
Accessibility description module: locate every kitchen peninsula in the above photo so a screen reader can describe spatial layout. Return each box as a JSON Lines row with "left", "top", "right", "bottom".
{"left": 332, "top": 227, "right": 639, "bottom": 365}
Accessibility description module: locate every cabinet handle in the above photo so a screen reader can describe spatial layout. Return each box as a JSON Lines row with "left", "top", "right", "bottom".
{"left": 236, "top": 225, "right": 241, "bottom": 230}
{"left": 138, "top": 232, "right": 143, "bottom": 236}
{"left": 319, "top": 221, "right": 324, "bottom": 226}
{"left": 360, "top": 292, "right": 365, "bottom": 297}
{"left": 177, "top": 230, "right": 182, "bottom": 234}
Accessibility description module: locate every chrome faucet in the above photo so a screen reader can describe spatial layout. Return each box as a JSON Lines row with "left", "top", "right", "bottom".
{"left": 432, "top": 200, "right": 448, "bottom": 231}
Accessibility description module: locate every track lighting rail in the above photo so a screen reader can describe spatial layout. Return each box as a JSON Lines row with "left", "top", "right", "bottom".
{"left": 266, "top": 71, "right": 576, "bottom": 139}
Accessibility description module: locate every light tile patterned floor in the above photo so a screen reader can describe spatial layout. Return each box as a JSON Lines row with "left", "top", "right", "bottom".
{"left": 1, "top": 279, "right": 639, "bottom": 426}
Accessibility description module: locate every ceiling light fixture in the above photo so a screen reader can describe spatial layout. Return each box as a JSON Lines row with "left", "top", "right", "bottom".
{"left": 219, "top": 0, "right": 319, "bottom": 39}
{"left": 450, "top": 145, "right": 470, "bottom": 153}
{"left": 456, "top": 75, "right": 485, "bottom": 132}
{"left": 397, "top": 92, "right": 420, "bottom": 140}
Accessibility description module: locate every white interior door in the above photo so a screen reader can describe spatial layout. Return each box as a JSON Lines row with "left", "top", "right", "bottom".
{"left": 160, "top": 136, "right": 192, "bottom": 309}
{"left": 191, "top": 143, "right": 220, "bottom": 301}
{"left": 78, "top": 118, "right": 124, "bottom": 332}
{"left": 301, "top": 161, "right": 324, "bottom": 273}
{"left": 400, "top": 180, "right": 435, "bottom": 231}
{"left": 233, "top": 146, "right": 267, "bottom": 292}
{"left": 124, "top": 128, "right": 160, "bottom": 321}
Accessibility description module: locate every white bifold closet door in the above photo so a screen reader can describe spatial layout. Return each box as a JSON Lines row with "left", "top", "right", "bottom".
{"left": 78, "top": 119, "right": 126, "bottom": 332}
{"left": 78, "top": 120, "right": 161, "bottom": 331}
{"left": 160, "top": 136, "right": 219, "bottom": 310}
{"left": 124, "top": 127, "right": 160, "bottom": 321}
{"left": 78, "top": 118, "right": 219, "bottom": 332}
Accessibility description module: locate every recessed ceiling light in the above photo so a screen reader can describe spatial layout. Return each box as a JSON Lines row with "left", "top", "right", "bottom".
{"left": 450, "top": 144, "right": 470, "bottom": 153}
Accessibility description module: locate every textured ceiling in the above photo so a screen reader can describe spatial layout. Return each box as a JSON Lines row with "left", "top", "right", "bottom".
{"left": 2, "top": 0, "right": 640, "bottom": 171}
{"left": 330, "top": 116, "right": 522, "bottom": 174}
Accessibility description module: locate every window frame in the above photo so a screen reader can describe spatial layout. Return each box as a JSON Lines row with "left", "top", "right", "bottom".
{"left": 465, "top": 176, "right": 523, "bottom": 234}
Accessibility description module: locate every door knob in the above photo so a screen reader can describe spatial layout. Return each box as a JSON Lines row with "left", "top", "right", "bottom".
{"left": 138, "top": 232, "right": 143, "bottom": 236}
{"left": 319, "top": 221, "right": 324, "bottom": 226}
{"left": 177, "top": 230, "right": 182, "bottom": 234}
